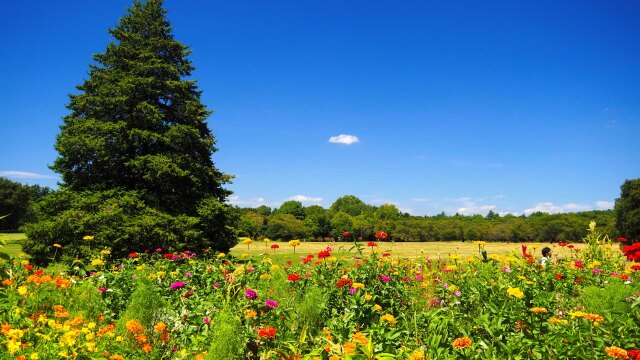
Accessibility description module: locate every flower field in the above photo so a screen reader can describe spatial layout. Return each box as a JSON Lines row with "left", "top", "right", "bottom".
{"left": 1, "top": 235, "right": 640, "bottom": 359}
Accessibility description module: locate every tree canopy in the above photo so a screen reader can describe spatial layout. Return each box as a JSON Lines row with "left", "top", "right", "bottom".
{"left": 23, "top": 0, "right": 236, "bottom": 263}
{"left": 615, "top": 178, "right": 640, "bottom": 242}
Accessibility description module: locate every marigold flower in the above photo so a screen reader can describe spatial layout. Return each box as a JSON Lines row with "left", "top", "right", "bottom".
{"left": 142, "top": 343, "right": 152, "bottom": 353}
{"left": 583, "top": 313, "right": 605, "bottom": 323}
{"left": 125, "top": 319, "right": 144, "bottom": 333}
{"left": 136, "top": 334, "right": 148, "bottom": 344}
{"left": 154, "top": 322, "right": 167, "bottom": 333}
{"left": 342, "top": 341, "right": 357, "bottom": 355}
{"left": 410, "top": 350, "right": 426, "bottom": 360}
{"left": 452, "top": 336, "right": 473, "bottom": 350}
{"left": 605, "top": 346, "right": 628, "bottom": 359}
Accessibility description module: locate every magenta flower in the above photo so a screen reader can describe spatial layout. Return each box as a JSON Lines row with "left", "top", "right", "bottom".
{"left": 245, "top": 288, "right": 258, "bottom": 300}
{"left": 265, "top": 299, "right": 279, "bottom": 308}
{"left": 185, "top": 272, "right": 192, "bottom": 277}
{"left": 349, "top": 287, "right": 358, "bottom": 295}
{"left": 97, "top": 287, "right": 108, "bottom": 293}
{"left": 170, "top": 281, "right": 185, "bottom": 290}
{"left": 381, "top": 275, "right": 391, "bottom": 283}
{"left": 203, "top": 317, "right": 210, "bottom": 325}
{"left": 415, "top": 275, "right": 423, "bottom": 281}
{"left": 213, "top": 283, "right": 220, "bottom": 288}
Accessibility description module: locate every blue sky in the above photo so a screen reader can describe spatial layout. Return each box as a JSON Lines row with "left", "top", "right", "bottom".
{"left": 1, "top": 1, "right": 639, "bottom": 216}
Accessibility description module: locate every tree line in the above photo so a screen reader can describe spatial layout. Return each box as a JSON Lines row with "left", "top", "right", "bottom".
{"left": 235, "top": 195, "right": 617, "bottom": 243}
{"left": 0, "top": 177, "right": 51, "bottom": 231}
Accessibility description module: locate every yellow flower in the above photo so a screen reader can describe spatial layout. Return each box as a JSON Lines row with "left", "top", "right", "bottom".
{"left": 380, "top": 313, "right": 397, "bottom": 326}
{"left": 410, "top": 350, "right": 426, "bottom": 360}
{"left": 289, "top": 240, "right": 301, "bottom": 247}
{"left": 217, "top": 253, "right": 226, "bottom": 258}
{"left": 506, "top": 287, "right": 524, "bottom": 299}
{"left": 270, "top": 264, "right": 281, "bottom": 271}
{"left": 448, "top": 285, "right": 458, "bottom": 292}
{"left": 83, "top": 235, "right": 94, "bottom": 241}
{"left": 445, "top": 265, "right": 457, "bottom": 271}
{"left": 100, "top": 250, "right": 111, "bottom": 255}
{"left": 588, "top": 221, "right": 596, "bottom": 232}
{"left": 18, "top": 286, "right": 28, "bottom": 296}
{"left": 53, "top": 244, "right": 62, "bottom": 248}
{"left": 352, "top": 282, "right": 365, "bottom": 289}
{"left": 548, "top": 317, "right": 568, "bottom": 325}
{"left": 263, "top": 238, "right": 271, "bottom": 243}
{"left": 373, "top": 304, "right": 382, "bottom": 312}
{"left": 136, "top": 265, "right": 145, "bottom": 271}
{"left": 30, "top": 353, "right": 40, "bottom": 360}
{"left": 342, "top": 341, "right": 357, "bottom": 355}
{"left": 473, "top": 241, "right": 486, "bottom": 246}
{"left": 259, "top": 274, "right": 271, "bottom": 280}
{"left": 244, "top": 309, "right": 257, "bottom": 318}
{"left": 156, "top": 271, "right": 166, "bottom": 276}
{"left": 21, "top": 259, "right": 29, "bottom": 266}
{"left": 364, "top": 294, "right": 373, "bottom": 301}
{"left": 241, "top": 253, "right": 249, "bottom": 258}
{"left": 241, "top": 237, "right": 253, "bottom": 245}
{"left": 448, "top": 254, "right": 461, "bottom": 260}
{"left": 91, "top": 259, "right": 104, "bottom": 266}
{"left": 351, "top": 331, "right": 368, "bottom": 345}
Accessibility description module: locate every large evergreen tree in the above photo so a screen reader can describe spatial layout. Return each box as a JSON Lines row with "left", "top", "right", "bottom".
{"left": 24, "top": 0, "right": 237, "bottom": 262}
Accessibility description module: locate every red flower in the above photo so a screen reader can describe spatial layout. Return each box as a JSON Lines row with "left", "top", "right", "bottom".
{"left": 367, "top": 241, "right": 377, "bottom": 247}
{"left": 342, "top": 231, "right": 351, "bottom": 237}
{"left": 567, "top": 245, "right": 575, "bottom": 249}
{"left": 287, "top": 273, "right": 301, "bottom": 282}
{"left": 628, "top": 350, "right": 640, "bottom": 360}
{"left": 258, "top": 326, "right": 277, "bottom": 339}
{"left": 25, "top": 265, "right": 34, "bottom": 271}
{"left": 574, "top": 277, "right": 584, "bottom": 283}
{"left": 270, "top": 244, "right": 279, "bottom": 250}
{"left": 574, "top": 261, "right": 583, "bottom": 269}
{"left": 555, "top": 274, "right": 564, "bottom": 280}
{"left": 375, "top": 231, "right": 389, "bottom": 240}
{"left": 318, "top": 250, "right": 331, "bottom": 259}
{"left": 631, "top": 264, "right": 640, "bottom": 271}
{"left": 617, "top": 237, "right": 628, "bottom": 242}
{"left": 623, "top": 243, "right": 640, "bottom": 262}
{"left": 163, "top": 254, "right": 174, "bottom": 259}
{"left": 336, "top": 277, "right": 353, "bottom": 289}
{"left": 128, "top": 253, "right": 138, "bottom": 258}
{"left": 558, "top": 242, "right": 567, "bottom": 247}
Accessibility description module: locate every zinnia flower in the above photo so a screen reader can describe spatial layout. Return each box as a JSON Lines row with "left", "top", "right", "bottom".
{"left": 381, "top": 275, "right": 392, "bottom": 283}
{"left": 287, "top": 273, "right": 301, "bottom": 282}
{"left": 605, "top": 346, "right": 628, "bottom": 359}
{"left": 531, "top": 307, "right": 548, "bottom": 313}
{"left": 375, "top": 231, "right": 389, "bottom": 240}
{"left": 258, "top": 326, "right": 277, "bottom": 339}
{"left": 245, "top": 288, "right": 258, "bottom": 300}
{"left": 265, "top": 299, "right": 279, "bottom": 308}
{"left": 380, "top": 313, "right": 397, "bottom": 326}
{"left": 452, "top": 337, "right": 473, "bottom": 350}
{"left": 169, "top": 281, "right": 185, "bottom": 290}
{"left": 506, "top": 287, "right": 525, "bottom": 299}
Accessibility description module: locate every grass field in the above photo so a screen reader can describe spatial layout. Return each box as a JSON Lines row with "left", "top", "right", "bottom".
{"left": 0, "top": 233, "right": 584, "bottom": 263}
{"left": 0, "top": 233, "right": 27, "bottom": 258}
{"left": 229, "top": 239, "right": 584, "bottom": 261}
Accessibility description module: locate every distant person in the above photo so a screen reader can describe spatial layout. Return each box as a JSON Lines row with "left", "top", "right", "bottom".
{"left": 540, "top": 247, "right": 552, "bottom": 266}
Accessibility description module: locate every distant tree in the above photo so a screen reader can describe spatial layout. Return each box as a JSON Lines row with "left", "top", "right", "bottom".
{"left": 275, "top": 201, "right": 306, "bottom": 220}
{"left": 615, "top": 178, "right": 640, "bottom": 242}
{"left": 373, "top": 204, "right": 402, "bottom": 234}
{"left": 265, "top": 214, "right": 309, "bottom": 240}
{"left": 304, "top": 205, "right": 332, "bottom": 239}
{"left": 237, "top": 211, "right": 265, "bottom": 239}
{"left": 330, "top": 195, "right": 370, "bottom": 216}
{"left": 255, "top": 205, "right": 272, "bottom": 216}
{"left": 0, "top": 178, "right": 32, "bottom": 231}
{"left": 23, "top": 0, "right": 236, "bottom": 263}
{"left": 330, "top": 211, "right": 354, "bottom": 239}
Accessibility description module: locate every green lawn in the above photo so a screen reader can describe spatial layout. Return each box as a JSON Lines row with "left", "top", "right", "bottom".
{"left": 0, "top": 233, "right": 27, "bottom": 258}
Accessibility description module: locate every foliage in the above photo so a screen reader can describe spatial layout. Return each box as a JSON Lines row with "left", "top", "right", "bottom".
{"left": 2, "top": 227, "right": 640, "bottom": 358}
{"left": 0, "top": 177, "right": 51, "bottom": 231}
{"left": 615, "top": 178, "right": 640, "bottom": 243}
{"left": 24, "top": 0, "right": 236, "bottom": 262}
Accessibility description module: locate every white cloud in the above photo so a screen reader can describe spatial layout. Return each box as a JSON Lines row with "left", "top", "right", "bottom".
{"left": 227, "top": 196, "right": 268, "bottom": 207}
{"left": 595, "top": 201, "right": 614, "bottom": 210}
{"left": 409, "top": 197, "right": 432, "bottom": 202}
{"left": 329, "top": 134, "right": 359, "bottom": 145}
{"left": 287, "top": 195, "right": 323, "bottom": 203}
{"left": 457, "top": 204, "right": 497, "bottom": 216}
{"left": 0, "top": 170, "right": 58, "bottom": 180}
{"left": 523, "top": 202, "right": 591, "bottom": 216}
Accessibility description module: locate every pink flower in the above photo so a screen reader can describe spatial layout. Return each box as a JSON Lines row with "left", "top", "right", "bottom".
{"left": 170, "top": 281, "right": 185, "bottom": 290}
{"left": 98, "top": 287, "right": 108, "bottom": 293}
{"left": 265, "top": 299, "right": 279, "bottom": 308}
{"left": 381, "top": 275, "right": 392, "bottom": 283}
{"left": 245, "top": 288, "right": 258, "bottom": 300}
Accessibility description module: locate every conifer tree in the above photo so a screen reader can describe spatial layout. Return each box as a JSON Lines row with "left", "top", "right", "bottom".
{"left": 24, "top": 0, "right": 237, "bottom": 262}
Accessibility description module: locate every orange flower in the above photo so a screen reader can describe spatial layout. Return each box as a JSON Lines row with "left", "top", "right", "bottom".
{"left": 110, "top": 355, "right": 125, "bottom": 360}
{"left": 1, "top": 279, "right": 14, "bottom": 286}
{"left": 125, "top": 319, "right": 144, "bottom": 333}
{"left": 342, "top": 341, "right": 357, "bottom": 355}
{"left": 531, "top": 307, "right": 548, "bottom": 313}
{"left": 452, "top": 337, "right": 473, "bottom": 350}
{"left": 142, "top": 343, "right": 152, "bottom": 353}
{"left": 97, "top": 324, "right": 116, "bottom": 336}
{"left": 136, "top": 334, "right": 148, "bottom": 344}
{"left": 258, "top": 326, "right": 277, "bottom": 339}
{"left": 605, "top": 346, "right": 628, "bottom": 359}
{"left": 154, "top": 322, "right": 167, "bottom": 333}
{"left": 584, "top": 313, "right": 605, "bottom": 323}
{"left": 351, "top": 331, "right": 368, "bottom": 345}
{"left": 1, "top": 324, "right": 12, "bottom": 334}
{"left": 53, "top": 276, "right": 72, "bottom": 289}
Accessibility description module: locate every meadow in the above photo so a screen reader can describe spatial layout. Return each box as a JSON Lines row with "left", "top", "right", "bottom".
{"left": 0, "top": 228, "right": 639, "bottom": 359}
